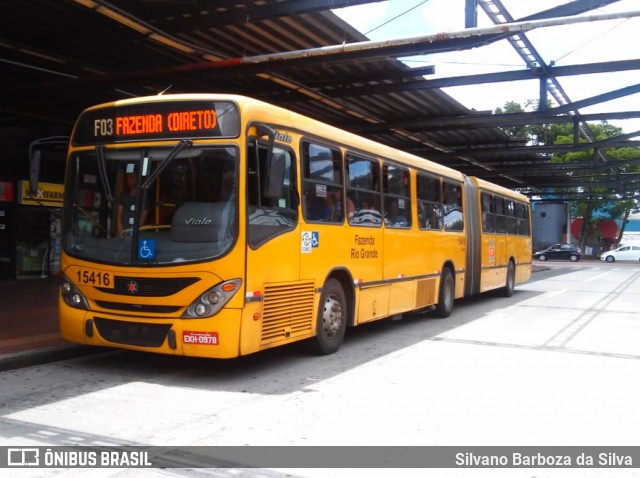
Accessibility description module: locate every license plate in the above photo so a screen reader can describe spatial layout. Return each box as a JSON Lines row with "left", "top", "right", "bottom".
{"left": 183, "top": 331, "right": 219, "bottom": 345}
{"left": 75, "top": 268, "right": 114, "bottom": 288}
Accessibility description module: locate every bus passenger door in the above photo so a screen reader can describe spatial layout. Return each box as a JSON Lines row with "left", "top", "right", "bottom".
{"left": 243, "top": 143, "right": 305, "bottom": 354}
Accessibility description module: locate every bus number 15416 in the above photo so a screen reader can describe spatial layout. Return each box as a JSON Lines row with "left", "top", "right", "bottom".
{"left": 75, "top": 269, "right": 113, "bottom": 288}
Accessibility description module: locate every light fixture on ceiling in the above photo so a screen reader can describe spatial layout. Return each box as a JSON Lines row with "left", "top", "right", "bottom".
{"left": 96, "top": 6, "right": 152, "bottom": 35}
{"left": 148, "top": 34, "right": 195, "bottom": 55}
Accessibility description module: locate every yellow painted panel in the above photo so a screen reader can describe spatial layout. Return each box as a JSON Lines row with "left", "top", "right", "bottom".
{"left": 356, "top": 285, "right": 390, "bottom": 324}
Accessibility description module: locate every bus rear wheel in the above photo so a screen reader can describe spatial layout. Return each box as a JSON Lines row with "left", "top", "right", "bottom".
{"left": 502, "top": 261, "right": 515, "bottom": 297}
{"left": 312, "top": 278, "right": 347, "bottom": 355}
{"left": 434, "top": 268, "right": 454, "bottom": 318}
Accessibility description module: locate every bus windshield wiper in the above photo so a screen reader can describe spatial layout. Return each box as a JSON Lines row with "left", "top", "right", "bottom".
{"left": 141, "top": 139, "right": 193, "bottom": 191}
{"left": 96, "top": 145, "right": 114, "bottom": 205}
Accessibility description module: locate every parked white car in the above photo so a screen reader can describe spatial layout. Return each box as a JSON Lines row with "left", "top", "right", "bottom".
{"left": 600, "top": 245, "right": 640, "bottom": 262}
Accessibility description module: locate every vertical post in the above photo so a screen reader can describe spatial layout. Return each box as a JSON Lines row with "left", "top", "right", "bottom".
{"left": 567, "top": 202, "right": 571, "bottom": 244}
{"left": 465, "top": 0, "right": 478, "bottom": 28}
{"left": 539, "top": 77, "right": 548, "bottom": 111}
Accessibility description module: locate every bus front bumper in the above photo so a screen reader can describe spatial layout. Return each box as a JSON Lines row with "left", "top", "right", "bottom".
{"left": 59, "top": 299, "right": 243, "bottom": 359}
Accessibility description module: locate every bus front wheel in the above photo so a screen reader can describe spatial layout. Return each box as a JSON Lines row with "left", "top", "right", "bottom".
{"left": 312, "top": 278, "right": 347, "bottom": 355}
{"left": 434, "top": 268, "right": 454, "bottom": 318}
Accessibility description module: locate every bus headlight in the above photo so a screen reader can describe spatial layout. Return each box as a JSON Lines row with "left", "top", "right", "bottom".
{"left": 183, "top": 279, "right": 242, "bottom": 318}
{"left": 60, "top": 275, "right": 89, "bottom": 310}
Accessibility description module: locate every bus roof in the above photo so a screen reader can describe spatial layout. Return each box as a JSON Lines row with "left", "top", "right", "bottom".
{"left": 80, "top": 93, "right": 528, "bottom": 190}
{"left": 471, "top": 176, "right": 529, "bottom": 202}
{"left": 238, "top": 95, "right": 467, "bottom": 182}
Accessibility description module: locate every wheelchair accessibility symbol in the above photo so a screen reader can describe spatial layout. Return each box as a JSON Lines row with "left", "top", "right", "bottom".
{"left": 301, "top": 231, "right": 319, "bottom": 253}
{"left": 138, "top": 239, "right": 156, "bottom": 260}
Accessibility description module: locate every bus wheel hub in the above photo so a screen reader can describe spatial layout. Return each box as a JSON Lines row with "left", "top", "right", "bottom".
{"left": 322, "top": 296, "right": 343, "bottom": 337}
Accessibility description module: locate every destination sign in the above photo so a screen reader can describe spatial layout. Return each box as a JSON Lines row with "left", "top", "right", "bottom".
{"left": 72, "top": 100, "right": 240, "bottom": 145}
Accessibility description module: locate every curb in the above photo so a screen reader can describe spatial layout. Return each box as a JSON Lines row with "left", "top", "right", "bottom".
{"left": 0, "top": 344, "right": 106, "bottom": 372}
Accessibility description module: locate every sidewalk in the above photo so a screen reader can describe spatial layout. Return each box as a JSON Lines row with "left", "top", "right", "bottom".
{"left": 0, "top": 277, "right": 95, "bottom": 371}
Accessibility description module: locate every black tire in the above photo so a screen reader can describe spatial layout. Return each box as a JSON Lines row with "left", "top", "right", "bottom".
{"left": 502, "top": 261, "right": 515, "bottom": 297}
{"left": 570, "top": 254, "right": 579, "bottom": 262}
{"left": 312, "top": 278, "right": 347, "bottom": 355}
{"left": 434, "top": 268, "right": 455, "bottom": 318}
{"left": 606, "top": 255, "right": 615, "bottom": 263}
{"left": 538, "top": 254, "right": 547, "bottom": 261}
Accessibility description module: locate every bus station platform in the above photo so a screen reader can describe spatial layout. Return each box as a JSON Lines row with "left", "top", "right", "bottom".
{"left": 0, "top": 277, "right": 96, "bottom": 371}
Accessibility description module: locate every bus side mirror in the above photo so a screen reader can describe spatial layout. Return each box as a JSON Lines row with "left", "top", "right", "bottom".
{"left": 28, "top": 136, "right": 69, "bottom": 197}
{"left": 256, "top": 124, "right": 284, "bottom": 198}
{"left": 265, "top": 153, "right": 285, "bottom": 198}
{"left": 29, "top": 150, "right": 41, "bottom": 197}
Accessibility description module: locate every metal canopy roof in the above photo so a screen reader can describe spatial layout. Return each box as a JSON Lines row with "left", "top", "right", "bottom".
{"left": 2, "top": 0, "right": 640, "bottom": 198}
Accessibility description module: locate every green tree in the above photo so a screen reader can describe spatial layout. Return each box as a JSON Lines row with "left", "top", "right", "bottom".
{"left": 494, "top": 101, "right": 527, "bottom": 139}
{"left": 552, "top": 121, "right": 638, "bottom": 250}
{"left": 496, "top": 100, "right": 640, "bottom": 251}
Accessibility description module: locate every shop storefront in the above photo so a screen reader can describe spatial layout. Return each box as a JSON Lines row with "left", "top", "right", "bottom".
{"left": 0, "top": 181, "right": 15, "bottom": 280}
{"left": 12, "top": 180, "right": 62, "bottom": 279}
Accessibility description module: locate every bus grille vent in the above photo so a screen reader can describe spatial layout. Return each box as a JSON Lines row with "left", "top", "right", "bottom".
{"left": 94, "top": 301, "right": 181, "bottom": 314}
{"left": 260, "top": 281, "right": 315, "bottom": 346}
{"left": 94, "top": 317, "right": 171, "bottom": 347}
{"left": 416, "top": 278, "right": 436, "bottom": 308}
{"left": 96, "top": 277, "right": 200, "bottom": 297}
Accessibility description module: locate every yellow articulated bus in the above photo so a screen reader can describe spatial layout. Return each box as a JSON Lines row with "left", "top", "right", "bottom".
{"left": 42, "top": 94, "right": 531, "bottom": 358}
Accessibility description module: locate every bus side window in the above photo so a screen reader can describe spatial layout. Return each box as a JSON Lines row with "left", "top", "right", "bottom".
{"left": 506, "top": 200, "right": 517, "bottom": 235}
{"left": 346, "top": 153, "right": 382, "bottom": 226}
{"left": 516, "top": 202, "right": 530, "bottom": 236}
{"left": 443, "top": 181, "right": 463, "bottom": 231}
{"left": 481, "top": 192, "right": 494, "bottom": 233}
{"left": 382, "top": 164, "right": 411, "bottom": 228}
{"left": 417, "top": 174, "right": 442, "bottom": 230}
{"left": 494, "top": 196, "right": 506, "bottom": 234}
{"left": 302, "top": 142, "right": 344, "bottom": 224}
{"left": 247, "top": 142, "right": 297, "bottom": 248}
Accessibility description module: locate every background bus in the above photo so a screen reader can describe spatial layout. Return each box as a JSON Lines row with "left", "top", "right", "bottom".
{"left": 39, "top": 94, "right": 531, "bottom": 358}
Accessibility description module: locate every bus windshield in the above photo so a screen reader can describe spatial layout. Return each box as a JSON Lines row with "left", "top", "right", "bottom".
{"left": 63, "top": 144, "right": 238, "bottom": 266}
